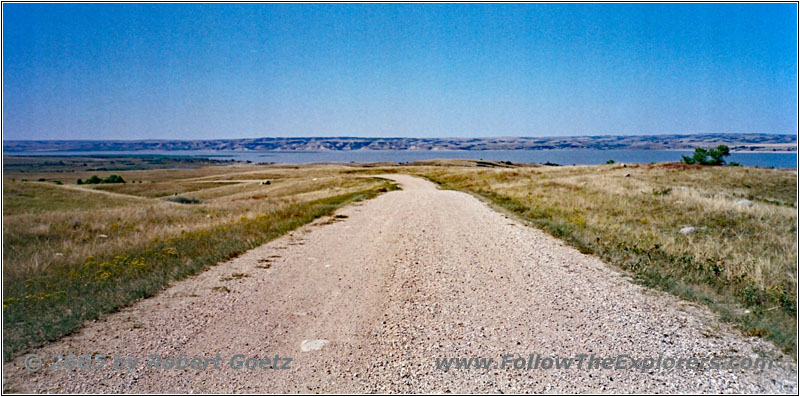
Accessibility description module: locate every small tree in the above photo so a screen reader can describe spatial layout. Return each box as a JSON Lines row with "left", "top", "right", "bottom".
{"left": 102, "top": 175, "right": 125, "bottom": 184}
{"left": 681, "top": 145, "right": 730, "bottom": 166}
{"left": 707, "top": 145, "right": 730, "bottom": 165}
{"left": 85, "top": 175, "right": 103, "bottom": 184}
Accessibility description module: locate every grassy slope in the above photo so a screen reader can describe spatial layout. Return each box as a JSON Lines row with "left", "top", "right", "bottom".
{"left": 407, "top": 163, "right": 797, "bottom": 354}
{"left": 3, "top": 182, "right": 143, "bottom": 215}
{"left": 3, "top": 165, "right": 396, "bottom": 360}
{"left": 90, "top": 181, "right": 240, "bottom": 198}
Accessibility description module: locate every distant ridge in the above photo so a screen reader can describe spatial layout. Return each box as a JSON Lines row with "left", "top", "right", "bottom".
{"left": 3, "top": 133, "right": 796, "bottom": 153}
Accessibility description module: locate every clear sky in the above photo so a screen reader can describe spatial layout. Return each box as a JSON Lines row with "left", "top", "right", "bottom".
{"left": 2, "top": 3, "right": 797, "bottom": 140}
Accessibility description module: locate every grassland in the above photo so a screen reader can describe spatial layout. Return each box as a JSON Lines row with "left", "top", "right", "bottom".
{"left": 3, "top": 160, "right": 396, "bottom": 360}
{"left": 3, "top": 155, "right": 231, "bottom": 174}
{"left": 3, "top": 156, "right": 797, "bottom": 359}
{"left": 398, "top": 162, "right": 798, "bottom": 354}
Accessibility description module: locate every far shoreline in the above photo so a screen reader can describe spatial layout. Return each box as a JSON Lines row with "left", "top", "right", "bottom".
{"left": 3, "top": 149, "right": 796, "bottom": 169}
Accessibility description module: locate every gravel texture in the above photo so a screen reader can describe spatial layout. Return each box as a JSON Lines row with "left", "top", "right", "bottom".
{"left": 3, "top": 175, "right": 796, "bottom": 393}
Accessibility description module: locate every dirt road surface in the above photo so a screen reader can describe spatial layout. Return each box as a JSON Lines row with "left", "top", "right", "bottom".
{"left": 3, "top": 175, "right": 796, "bottom": 393}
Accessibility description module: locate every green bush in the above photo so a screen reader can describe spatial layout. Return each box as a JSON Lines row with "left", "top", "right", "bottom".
{"left": 103, "top": 175, "right": 125, "bottom": 184}
{"left": 84, "top": 175, "right": 103, "bottom": 184}
{"left": 681, "top": 145, "right": 730, "bottom": 166}
{"left": 81, "top": 175, "right": 125, "bottom": 184}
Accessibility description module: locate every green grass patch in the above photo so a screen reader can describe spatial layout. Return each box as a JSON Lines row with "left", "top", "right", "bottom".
{"left": 3, "top": 182, "right": 140, "bottom": 215}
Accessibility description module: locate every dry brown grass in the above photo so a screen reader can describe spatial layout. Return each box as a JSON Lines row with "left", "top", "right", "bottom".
{"left": 4, "top": 158, "right": 796, "bottom": 356}
{"left": 404, "top": 162, "right": 797, "bottom": 353}
{"left": 3, "top": 167, "right": 383, "bottom": 280}
{"left": 3, "top": 163, "right": 397, "bottom": 359}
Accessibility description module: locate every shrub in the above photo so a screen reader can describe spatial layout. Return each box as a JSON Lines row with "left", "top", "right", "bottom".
{"left": 163, "top": 196, "right": 202, "bottom": 204}
{"left": 103, "top": 175, "right": 125, "bottom": 184}
{"left": 681, "top": 145, "right": 730, "bottom": 166}
{"left": 81, "top": 175, "right": 125, "bottom": 184}
{"left": 84, "top": 175, "right": 103, "bottom": 184}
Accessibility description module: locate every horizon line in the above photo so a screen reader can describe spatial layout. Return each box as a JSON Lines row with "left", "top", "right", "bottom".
{"left": 3, "top": 132, "right": 797, "bottom": 143}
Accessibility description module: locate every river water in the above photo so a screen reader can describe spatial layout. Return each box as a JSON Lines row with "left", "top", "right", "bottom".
{"left": 5, "top": 149, "right": 796, "bottom": 168}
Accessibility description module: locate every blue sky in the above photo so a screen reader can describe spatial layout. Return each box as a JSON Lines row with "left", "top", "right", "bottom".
{"left": 2, "top": 3, "right": 797, "bottom": 140}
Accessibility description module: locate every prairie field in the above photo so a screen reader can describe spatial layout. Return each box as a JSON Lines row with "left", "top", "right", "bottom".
{"left": 400, "top": 162, "right": 798, "bottom": 353}
{"left": 2, "top": 157, "right": 798, "bottom": 361}
{"left": 2, "top": 160, "right": 396, "bottom": 360}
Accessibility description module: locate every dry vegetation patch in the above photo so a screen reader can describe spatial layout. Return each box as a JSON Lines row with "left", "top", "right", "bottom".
{"left": 3, "top": 163, "right": 397, "bottom": 360}
{"left": 407, "top": 163, "right": 797, "bottom": 354}
{"left": 3, "top": 157, "right": 796, "bottom": 358}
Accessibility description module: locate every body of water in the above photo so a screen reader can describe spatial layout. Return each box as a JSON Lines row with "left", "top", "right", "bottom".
{"left": 5, "top": 150, "right": 797, "bottom": 169}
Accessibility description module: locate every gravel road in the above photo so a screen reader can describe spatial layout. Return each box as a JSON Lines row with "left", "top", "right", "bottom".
{"left": 3, "top": 175, "right": 796, "bottom": 393}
